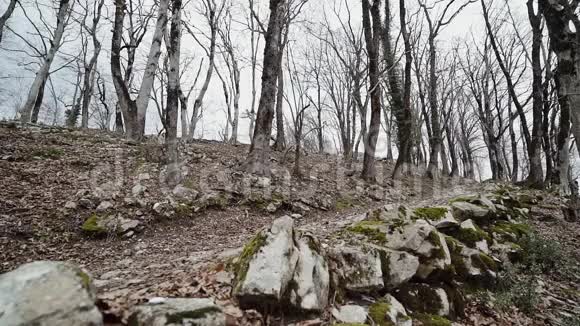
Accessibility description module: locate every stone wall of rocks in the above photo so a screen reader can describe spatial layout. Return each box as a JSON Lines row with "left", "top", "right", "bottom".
{"left": 231, "top": 189, "right": 539, "bottom": 325}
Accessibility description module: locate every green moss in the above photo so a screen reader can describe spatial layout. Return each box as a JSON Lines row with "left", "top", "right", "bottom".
{"left": 82, "top": 214, "right": 106, "bottom": 234}
{"left": 166, "top": 307, "right": 222, "bottom": 323}
{"left": 32, "top": 147, "right": 63, "bottom": 159}
{"left": 368, "top": 300, "right": 394, "bottom": 326}
{"left": 233, "top": 232, "right": 268, "bottom": 292}
{"left": 454, "top": 225, "right": 491, "bottom": 247}
{"left": 471, "top": 252, "right": 498, "bottom": 272}
{"left": 413, "top": 207, "right": 448, "bottom": 221}
{"left": 413, "top": 313, "right": 451, "bottom": 326}
{"left": 75, "top": 269, "right": 91, "bottom": 291}
{"left": 333, "top": 324, "right": 367, "bottom": 326}
{"left": 427, "top": 231, "right": 447, "bottom": 259}
{"left": 491, "top": 222, "right": 531, "bottom": 240}
{"left": 347, "top": 221, "right": 388, "bottom": 244}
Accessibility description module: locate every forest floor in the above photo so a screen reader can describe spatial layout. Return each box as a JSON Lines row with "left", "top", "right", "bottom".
{"left": 0, "top": 122, "right": 579, "bottom": 326}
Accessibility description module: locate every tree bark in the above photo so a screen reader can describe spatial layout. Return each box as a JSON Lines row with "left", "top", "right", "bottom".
{"left": 386, "top": 0, "right": 414, "bottom": 179}
{"left": 360, "top": 0, "right": 382, "bottom": 182}
{"left": 165, "top": 0, "right": 181, "bottom": 186}
{"left": 243, "top": 0, "right": 286, "bottom": 175}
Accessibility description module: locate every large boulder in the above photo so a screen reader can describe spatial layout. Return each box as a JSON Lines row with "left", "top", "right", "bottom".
{"left": 128, "top": 298, "right": 225, "bottom": 326}
{"left": 328, "top": 245, "right": 384, "bottom": 293}
{"left": 380, "top": 249, "right": 420, "bottom": 289}
{"left": 288, "top": 234, "right": 330, "bottom": 312}
{"left": 233, "top": 216, "right": 299, "bottom": 308}
{"left": 451, "top": 201, "right": 493, "bottom": 222}
{"left": 0, "top": 261, "right": 103, "bottom": 326}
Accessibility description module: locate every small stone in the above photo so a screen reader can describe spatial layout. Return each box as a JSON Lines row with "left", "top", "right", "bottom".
{"left": 138, "top": 173, "right": 151, "bottom": 181}
{"left": 172, "top": 185, "right": 199, "bottom": 200}
{"left": 96, "top": 201, "right": 114, "bottom": 212}
{"left": 78, "top": 198, "right": 94, "bottom": 209}
{"left": 65, "top": 201, "right": 77, "bottom": 209}
{"left": 128, "top": 298, "right": 225, "bottom": 326}
{"left": 291, "top": 213, "right": 302, "bottom": 219}
{"left": 331, "top": 305, "right": 367, "bottom": 324}
{"left": 132, "top": 184, "right": 146, "bottom": 196}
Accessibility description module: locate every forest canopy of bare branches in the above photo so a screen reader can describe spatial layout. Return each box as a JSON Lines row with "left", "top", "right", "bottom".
{"left": 0, "top": 0, "right": 579, "bottom": 190}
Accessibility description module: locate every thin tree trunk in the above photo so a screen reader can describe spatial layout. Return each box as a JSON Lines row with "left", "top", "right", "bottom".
{"left": 0, "top": 0, "right": 17, "bottom": 44}
{"left": 165, "top": 0, "right": 181, "bottom": 186}
{"left": 243, "top": 0, "right": 286, "bottom": 175}
{"left": 272, "top": 64, "right": 286, "bottom": 150}
{"left": 21, "top": 0, "right": 70, "bottom": 123}
{"left": 360, "top": 0, "right": 382, "bottom": 182}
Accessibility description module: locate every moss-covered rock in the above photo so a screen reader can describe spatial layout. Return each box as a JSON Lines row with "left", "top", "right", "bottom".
{"left": 81, "top": 214, "right": 106, "bottom": 234}
{"left": 232, "top": 232, "right": 268, "bottom": 293}
{"left": 395, "top": 283, "right": 450, "bottom": 317}
{"left": 491, "top": 222, "right": 531, "bottom": 242}
{"left": 412, "top": 207, "right": 449, "bottom": 221}
{"left": 347, "top": 221, "right": 388, "bottom": 244}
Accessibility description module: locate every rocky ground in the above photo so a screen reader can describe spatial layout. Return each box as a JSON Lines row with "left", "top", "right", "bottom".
{"left": 0, "top": 123, "right": 579, "bottom": 326}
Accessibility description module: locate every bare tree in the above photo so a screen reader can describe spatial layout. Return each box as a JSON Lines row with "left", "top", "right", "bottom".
{"left": 0, "top": 0, "right": 17, "bottom": 44}
{"left": 78, "top": 0, "right": 105, "bottom": 129}
{"left": 111, "top": 0, "right": 169, "bottom": 140}
{"left": 165, "top": 0, "right": 182, "bottom": 185}
{"left": 360, "top": 0, "right": 382, "bottom": 182}
{"left": 184, "top": 0, "right": 224, "bottom": 140}
{"left": 19, "top": 0, "right": 73, "bottom": 123}
{"left": 419, "top": 0, "right": 476, "bottom": 179}
{"left": 243, "top": 0, "right": 287, "bottom": 175}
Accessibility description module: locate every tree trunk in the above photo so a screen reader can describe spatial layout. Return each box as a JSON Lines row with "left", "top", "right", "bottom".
{"left": 390, "top": 0, "right": 414, "bottom": 178}
{"left": 526, "top": 0, "right": 545, "bottom": 189}
{"left": 30, "top": 76, "right": 47, "bottom": 124}
{"left": 243, "top": 0, "right": 286, "bottom": 176}
{"left": 360, "top": 0, "right": 382, "bottom": 182}
{"left": 272, "top": 64, "right": 286, "bottom": 150}
{"left": 165, "top": 0, "right": 182, "bottom": 186}
{"left": 111, "top": 0, "right": 168, "bottom": 141}
{"left": 21, "top": 0, "right": 70, "bottom": 123}
{"left": 0, "top": 0, "right": 17, "bottom": 44}
{"left": 541, "top": 0, "right": 579, "bottom": 191}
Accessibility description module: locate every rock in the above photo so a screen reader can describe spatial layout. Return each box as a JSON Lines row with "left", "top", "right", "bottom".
{"left": 128, "top": 298, "right": 225, "bottom": 326}
{"left": 138, "top": 173, "right": 151, "bottom": 181}
{"left": 65, "top": 201, "right": 77, "bottom": 210}
{"left": 382, "top": 249, "right": 420, "bottom": 288}
{"left": 78, "top": 198, "right": 94, "bottom": 209}
{"left": 328, "top": 246, "right": 384, "bottom": 292}
{"left": 451, "top": 219, "right": 491, "bottom": 253}
{"left": 395, "top": 283, "right": 450, "bottom": 317}
{"left": 266, "top": 202, "right": 280, "bottom": 213}
{"left": 172, "top": 185, "right": 199, "bottom": 200}
{"left": 331, "top": 305, "right": 367, "bottom": 324}
{"left": 82, "top": 214, "right": 141, "bottom": 236}
{"left": 0, "top": 261, "right": 103, "bottom": 326}
{"left": 386, "top": 220, "right": 451, "bottom": 279}
{"left": 291, "top": 201, "right": 311, "bottom": 215}
{"left": 234, "top": 216, "right": 299, "bottom": 308}
{"left": 291, "top": 213, "right": 303, "bottom": 219}
{"left": 288, "top": 234, "right": 330, "bottom": 312}
{"left": 96, "top": 201, "right": 114, "bottom": 212}
{"left": 100, "top": 270, "right": 123, "bottom": 280}
{"left": 451, "top": 201, "right": 492, "bottom": 222}
{"left": 132, "top": 184, "right": 146, "bottom": 197}
{"left": 368, "top": 294, "right": 411, "bottom": 326}
{"left": 197, "top": 191, "right": 229, "bottom": 209}
{"left": 94, "top": 182, "right": 119, "bottom": 200}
